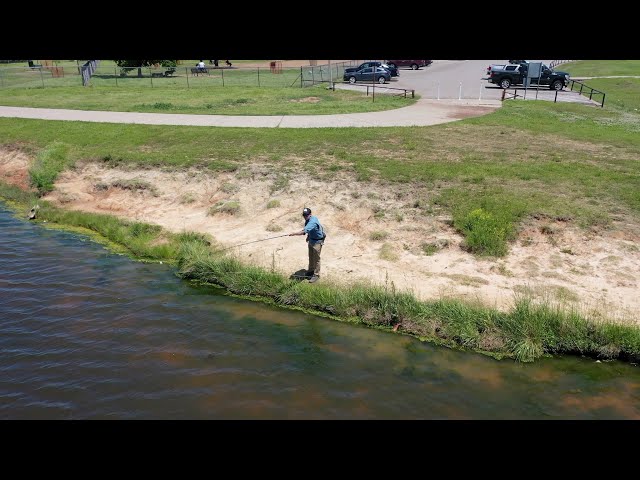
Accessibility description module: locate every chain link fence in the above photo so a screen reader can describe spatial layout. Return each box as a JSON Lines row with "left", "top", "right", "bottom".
{"left": 0, "top": 60, "right": 372, "bottom": 89}
{"left": 300, "top": 60, "right": 365, "bottom": 86}
{"left": 0, "top": 61, "right": 369, "bottom": 89}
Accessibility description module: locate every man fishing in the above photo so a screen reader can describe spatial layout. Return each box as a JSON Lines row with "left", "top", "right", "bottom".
{"left": 288, "top": 207, "right": 325, "bottom": 283}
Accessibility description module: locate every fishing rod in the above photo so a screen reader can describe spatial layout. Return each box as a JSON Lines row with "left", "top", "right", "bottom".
{"left": 218, "top": 234, "right": 290, "bottom": 252}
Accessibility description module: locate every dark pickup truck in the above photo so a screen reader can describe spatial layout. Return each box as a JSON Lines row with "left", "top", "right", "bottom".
{"left": 485, "top": 62, "right": 570, "bottom": 90}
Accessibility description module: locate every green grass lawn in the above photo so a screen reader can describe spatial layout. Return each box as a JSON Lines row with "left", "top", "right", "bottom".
{"left": 1, "top": 100, "right": 638, "bottom": 240}
{"left": 570, "top": 78, "right": 640, "bottom": 112}
{"left": 555, "top": 61, "right": 640, "bottom": 112}
{"left": 0, "top": 84, "right": 415, "bottom": 115}
{"left": 562, "top": 60, "right": 640, "bottom": 77}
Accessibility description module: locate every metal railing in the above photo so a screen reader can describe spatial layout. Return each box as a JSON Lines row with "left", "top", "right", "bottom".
{"left": 569, "top": 79, "right": 606, "bottom": 107}
{"left": 332, "top": 82, "right": 415, "bottom": 98}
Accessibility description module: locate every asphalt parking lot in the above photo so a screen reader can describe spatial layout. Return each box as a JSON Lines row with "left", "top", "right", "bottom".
{"left": 337, "top": 60, "right": 601, "bottom": 106}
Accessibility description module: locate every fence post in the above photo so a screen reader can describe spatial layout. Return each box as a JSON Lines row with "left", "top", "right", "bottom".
{"left": 554, "top": 90, "right": 558, "bottom": 103}
{"left": 186, "top": 67, "right": 190, "bottom": 89}
{"left": 257, "top": 67, "right": 260, "bottom": 87}
{"left": 221, "top": 68, "right": 224, "bottom": 87}
{"left": 589, "top": 89, "right": 593, "bottom": 100}
{"left": 40, "top": 67, "right": 44, "bottom": 87}
{"left": 601, "top": 93, "right": 605, "bottom": 108}
{"left": 411, "top": 89, "right": 414, "bottom": 99}
{"left": 458, "top": 81, "right": 462, "bottom": 100}
{"left": 300, "top": 67, "right": 303, "bottom": 88}
{"left": 150, "top": 67, "right": 153, "bottom": 88}
{"left": 501, "top": 89, "right": 505, "bottom": 101}
{"left": 115, "top": 67, "right": 118, "bottom": 87}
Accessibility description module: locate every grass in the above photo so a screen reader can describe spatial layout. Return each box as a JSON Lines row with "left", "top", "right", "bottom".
{"left": 0, "top": 84, "right": 415, "bottom": 115}
{"left": 369, "top": 231, "right": 389, "bottom": 241}
{"left": 421, "top": 243, "right": 439, "bottom": 256}
{"left": 208, "top": 200, "right": 241, "bottom": 216}
{"left": 571, "top": 78, "right": 640, "bottom": 112}
{"left": 2, "top": 98, "right": 639, "bottom": 257}
{"left": 557, "top": 61, "right": 640, "bottom": 112}
{"left": 379, "top": 243, "right": 399, "bottom": 261}
{"left": 110, "top": 178, "right": 158, "bottom": 196}
{"left": 28, "top": 141, "right": 71, "bottom": 194}
{"left": 561, "top": 60, "right": 640, "bottom": 77}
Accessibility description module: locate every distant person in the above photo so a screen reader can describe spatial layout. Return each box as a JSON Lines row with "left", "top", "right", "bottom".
{"left": 288, "top": 207, "right": 326, "bottom": 283}
{"left": 197, "top": 60, "right": 206, "bottom": 72}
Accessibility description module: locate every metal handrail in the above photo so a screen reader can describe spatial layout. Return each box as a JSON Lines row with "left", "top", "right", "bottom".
{"left": 569, "top": 79, "right": 606, "bottom": 107}
{"left": 331, "top": 81, "right": 415, "bottom": 98}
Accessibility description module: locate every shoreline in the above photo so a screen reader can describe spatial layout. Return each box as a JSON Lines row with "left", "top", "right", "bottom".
{"left": 2, "top": 171, "right": 639, "bottom": 365}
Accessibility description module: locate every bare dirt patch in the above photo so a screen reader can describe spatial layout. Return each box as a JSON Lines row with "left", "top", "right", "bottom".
{"left": 2, "top": 147, "right": 638, "bottom": 324}
{"left": 0, "top": 146, "right": 31, "bottom": 189}
{"left": 289, "top": 97, "right": 321, "bottom": 103}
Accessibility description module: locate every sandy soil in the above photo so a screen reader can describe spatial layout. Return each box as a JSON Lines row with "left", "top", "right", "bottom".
{"left": 2, "top": 148, "right": 638, "bottom": 324}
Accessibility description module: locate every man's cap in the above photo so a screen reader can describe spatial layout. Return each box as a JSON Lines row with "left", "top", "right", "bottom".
{"left": 302, "top": 207, "right": 312, "bottom": 217}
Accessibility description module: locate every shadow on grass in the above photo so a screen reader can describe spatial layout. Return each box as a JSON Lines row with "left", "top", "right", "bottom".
{"left": 289, "top": 268, "right": 311, "bottom": 282}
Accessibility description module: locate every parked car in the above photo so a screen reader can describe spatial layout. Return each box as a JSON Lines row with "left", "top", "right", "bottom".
{"left": 345, "top": 61, "right": 398, "bottom": 77}
{"left": 484, "top": 62, "right": 570, "bottom": 90}
{"left": 343, "top": 66, "right": 391, "bottom": 84}
{"left": 386, "top": 60, "right": 432, "bottom": 70}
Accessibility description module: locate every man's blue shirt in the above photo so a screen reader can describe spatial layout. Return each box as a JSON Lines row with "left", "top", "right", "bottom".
{"left": 304, "top": 215, "right": 324, "bottom": 245}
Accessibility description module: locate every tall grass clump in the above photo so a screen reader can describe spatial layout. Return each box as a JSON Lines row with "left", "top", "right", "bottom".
{"left": 28, "top": 141, "right": 71, "bottom": 194}
{"left": 457, "top": 207, "right": 513, "bottom": 256}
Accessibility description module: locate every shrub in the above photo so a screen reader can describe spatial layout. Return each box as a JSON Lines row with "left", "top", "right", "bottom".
{"left": 369, "top": 230, "right": 389, "bottom": 241}
{"left": 458, "top": 208, "right": 513, "bottom": 256}
{"left": 209, "top": 200, "right": 240, "bottom": 215}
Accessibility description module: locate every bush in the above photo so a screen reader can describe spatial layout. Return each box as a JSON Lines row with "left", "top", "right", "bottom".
{"left": 458, "top": 208, "right": 513, "bottom": 256}
{"left": 209, "top": 200, "right": 240, "bottom": 215}
{"left": 369, "top": 231, "right": 389, "bottom": 241}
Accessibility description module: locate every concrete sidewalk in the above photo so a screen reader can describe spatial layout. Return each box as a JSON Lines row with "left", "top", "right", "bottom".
{"left": 0, "top": 99, "right": 502, "bottom": 128}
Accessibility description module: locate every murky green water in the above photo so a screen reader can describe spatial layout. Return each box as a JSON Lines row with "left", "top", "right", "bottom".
{"left": 1, "top": 203, "right": 638, "bottom": 419}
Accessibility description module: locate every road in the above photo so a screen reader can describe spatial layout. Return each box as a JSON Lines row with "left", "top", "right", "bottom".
{"left": 338, "top": 60, "right": 598, "bottom": 105}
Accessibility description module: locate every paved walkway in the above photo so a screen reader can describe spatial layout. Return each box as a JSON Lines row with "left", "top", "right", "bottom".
{"left": 0, "top": 99, "right": 502, "bottom": 128}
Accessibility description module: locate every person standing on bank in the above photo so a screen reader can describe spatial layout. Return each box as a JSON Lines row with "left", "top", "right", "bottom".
{"left": 288, "top": 207, "right": 325, "bottom": 283}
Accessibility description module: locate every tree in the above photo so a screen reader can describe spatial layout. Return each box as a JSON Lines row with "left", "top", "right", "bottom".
{"left": 114, "top": 60, "right": 176, "bottom": 78}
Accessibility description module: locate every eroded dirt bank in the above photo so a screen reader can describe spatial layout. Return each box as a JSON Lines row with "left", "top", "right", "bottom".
{"left": 2, "top": 147, "right": 638, "bottom": 325}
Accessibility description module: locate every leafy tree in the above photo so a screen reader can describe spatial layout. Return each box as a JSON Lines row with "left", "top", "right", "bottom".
{"left": 114, "top": 60, "right": 176, "bottom": 77}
